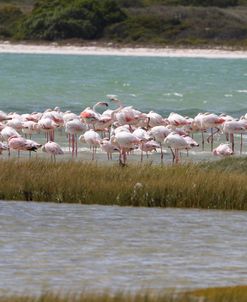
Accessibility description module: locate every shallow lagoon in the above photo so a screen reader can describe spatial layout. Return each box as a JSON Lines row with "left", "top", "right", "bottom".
{"left": 1, "top": 200, "right": 247, "bottom": 295}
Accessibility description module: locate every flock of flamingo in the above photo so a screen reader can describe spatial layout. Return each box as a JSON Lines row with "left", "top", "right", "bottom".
{"left": 0, "top": 95, "right": 247, "bottom": 164}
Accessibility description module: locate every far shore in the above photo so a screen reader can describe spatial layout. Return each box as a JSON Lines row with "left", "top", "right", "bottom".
{"left": 1, "top": 41, "right": 247, "bottom": 58}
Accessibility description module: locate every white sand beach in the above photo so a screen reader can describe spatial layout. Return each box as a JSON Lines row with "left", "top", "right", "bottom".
{"left": 1, "top": 41, "right": 247, "bottom": 58}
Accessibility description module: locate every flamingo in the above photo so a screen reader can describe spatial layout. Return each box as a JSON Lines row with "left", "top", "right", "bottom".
{"left": 146, "top": 111, "right": 167, "bottom": 128}
{"left": 65, "top": 119, "right": 87, "bottom": 157}
{"left": 22, "top": 121, "right": 40, "bottom": 139}
{"left": 6, "top": 117, "right": 23, "bottom": 131}
{"left": 41, "top": 141, "right": 64, "bottom": 161}
{"left": 149, "top": 125, "right": 171, "bottom": 162}
{"left": 38, "top": 117, "right": 59, "bottom": 141}
{"left": 1, "top": 126, "right": 20, "bottom": 141}
{"left": 200, "top": 113, "right": 225, "bottom": 151}
{"left": 8, "top": 135, "right": 41, "bottom": 157}
{"left": 167, "top": 112, "right": 191, "bottom": 128}
{"left": 111, "top": 131, "right": 140, "bottom": 165}
{"left": 80, "top": 102, "right": 108, "bottom": 128}
{"left": 139, "top": 140, "right": 160, "bottom": 159}
{"left": 79, "top": 129, "right": 102, "bottom": 160}
{"left": 100, "top": 138, "right": 120, "bottom": 160}
{"left": 132, "top": 128, "right": 151, "bottom": 161}
{"left": 213, "top": 143, "right": 234, "bottom": 156}
{"left": 164, "top": 132, "right": 190, "bottom": 163}
{"left": 223, "top": 119, "right": 247, "bottom": 154}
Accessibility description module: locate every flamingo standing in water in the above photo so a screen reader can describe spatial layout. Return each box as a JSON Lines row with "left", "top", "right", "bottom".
{"left": 100, "top": 138, "right": 120, "bottom": 160}
{"left": 200, "top": 113, "right": 225, "bottom": 151}
{"left": 42, "top": 141, "right": 64, "bottom": 161}
{"left": 223, "top": 119, "right": 247, "bottom": 154}
{"left": 132, "top": 128, "right": 151, "bottom": 162}
{"left": 8, "top": 135, "right": 41, "bottom": 157}
{"left": 111, "top": 131, "right": 140, "bottom": 165}
{"left": 164, "top": 132, "right": 190, "bottom": 163}
{"left": 149, "top": 125, "right": 171, "bottom": 163}
{"left": 79, "top": 129, "right": 102, "bottom": 160}
{"left": 139, "top": 140, "right": 160, "bottom": 160}
{"left": 38, "top": 117, "right": 59, "bottom": 142}
{"left": 65, "top": 119, "right": 87, "bottom": 157}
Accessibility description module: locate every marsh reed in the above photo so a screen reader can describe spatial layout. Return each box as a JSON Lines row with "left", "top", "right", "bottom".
{"left": 1, "top": 157, "right": 247, "bottom": 210}
{"left": 1, "top": 286, "right": 247, "bottom": 302}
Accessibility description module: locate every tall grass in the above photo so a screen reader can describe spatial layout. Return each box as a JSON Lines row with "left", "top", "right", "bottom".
{"left": 1, "top": 157, "right": 247, "bottom": 209}
{"left": 1, "top": 286, "right": 247, "bottom": 302}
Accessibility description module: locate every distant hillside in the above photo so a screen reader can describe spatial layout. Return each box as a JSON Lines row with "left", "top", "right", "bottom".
{"left": 1, "top": 0, "right": 247, "bottom": 47}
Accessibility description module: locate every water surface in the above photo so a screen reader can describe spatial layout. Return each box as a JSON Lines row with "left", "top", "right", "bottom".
{"left": 1, "top": 200, "right": 247, "bottom": 295}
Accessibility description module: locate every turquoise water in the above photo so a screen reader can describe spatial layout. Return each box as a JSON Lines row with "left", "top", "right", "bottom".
{"left": 1, "top": 53, "right": 247, "bottom": 117}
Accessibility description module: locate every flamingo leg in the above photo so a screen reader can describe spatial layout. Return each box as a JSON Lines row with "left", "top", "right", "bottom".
{"left": 201, "top": 132, "right": 204, "bottom": 151}
{"left": 240, "top": 133, "right": 243, "bottom": 155}
{"left": 75, "top": 134, "right": 78, "bottom": 157}
{"left": 160, "top": 143, "right": 164, "bottom": 163}
{"left": 169, "top": 147, "right": 175, "bottom": 163}
{"left": 230, "top": 133, "right": 234, "bottom": 152}
{"left": 72, "top": 134, "right": 75, "bottom": 157}
{"left": 68, "top": 134, "right": 71, "bottom": 152}
{"left": 141, "top": 142, "right": 144, "bottom": 162}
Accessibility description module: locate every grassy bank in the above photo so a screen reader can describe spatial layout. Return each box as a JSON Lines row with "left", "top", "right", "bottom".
{"left": 1, "top": 157, "right": 247, "bottom": 209}
{"left": 1, "top": 286, "right": 247, "bottom": 302}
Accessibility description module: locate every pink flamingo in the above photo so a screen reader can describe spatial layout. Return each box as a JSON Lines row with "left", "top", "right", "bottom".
{"left": 167, "top": 112, "right": 191, "bottom": 128}
{"left": 146, "top": 111, "right": 167, "bottom": 128}
{"left": 65, "top": 119, "right": 87, "bottom": 157}
{"left": 100, "top": 138, "right": 120, "bottom": 160}
{"left": 148, "top": 125, "right": 171, "bottom": 162}
{"left": 79, "top": 129, "right": 102, "bottom": 160}
{"left": 41, "top": 141, "right": 64, "bottom": 161}
{"left": 22, "top": 121, "right": 40, "bottom": 139}
{"left": 80, "top": 102, "right": 108, "bottom": 128}
{"left": 8, "top": 135, "right": 41, "bottom": 157}
{"left": 164, "top": 132, "right": 190, "bottom": 163}
{"left": 139, "top": 140, "right": 160, "bottom": 160}
{"left": 132, "top": 128, "right": 151, "bottom": 162}
{"left": 213, "top": 143, "right": 234, "bottom": 156}
{"left": 223, "top": 119, "right": 247, "bottom": 154}
{"left": 200, "top": 113, "right": 225, "bottom": 151}
{"left": 38, "top": 117, "right": 59, "bottom": 141}
{"left": 111, "top": 131, "right": 140, "bottom": 165}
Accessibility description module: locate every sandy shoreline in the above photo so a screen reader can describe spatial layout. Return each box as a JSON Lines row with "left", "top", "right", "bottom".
{"left": 1, "top": 41, "right": 247, "bottom": 58}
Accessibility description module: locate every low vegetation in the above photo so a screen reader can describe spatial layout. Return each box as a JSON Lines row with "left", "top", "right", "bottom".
{"left": 1, "top": 157, "right": 247, "bottom": 210}
{"left": 2, "top": 0, "right": 247, "bottom": 47}
{"left": 1, "top": 286, "right": 247, "bottom": 302}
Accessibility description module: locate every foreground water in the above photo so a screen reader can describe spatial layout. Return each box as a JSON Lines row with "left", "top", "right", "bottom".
{"left": 1, "top": 200, "right": 247, "bottom": 295}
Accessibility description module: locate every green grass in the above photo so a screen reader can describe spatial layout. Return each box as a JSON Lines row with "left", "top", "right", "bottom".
{"left": 1, "top": 157, "right": 247, "bottom": 210}
{"left": 1, "top": 286, "right": 247, "bottom": 302}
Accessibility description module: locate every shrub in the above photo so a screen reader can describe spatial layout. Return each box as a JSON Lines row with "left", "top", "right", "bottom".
{"left": 19, "top": 0, "right": 127, "bottom": 40}
{"left": 0, "top": 5, "right": 24, "bottom": 38}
